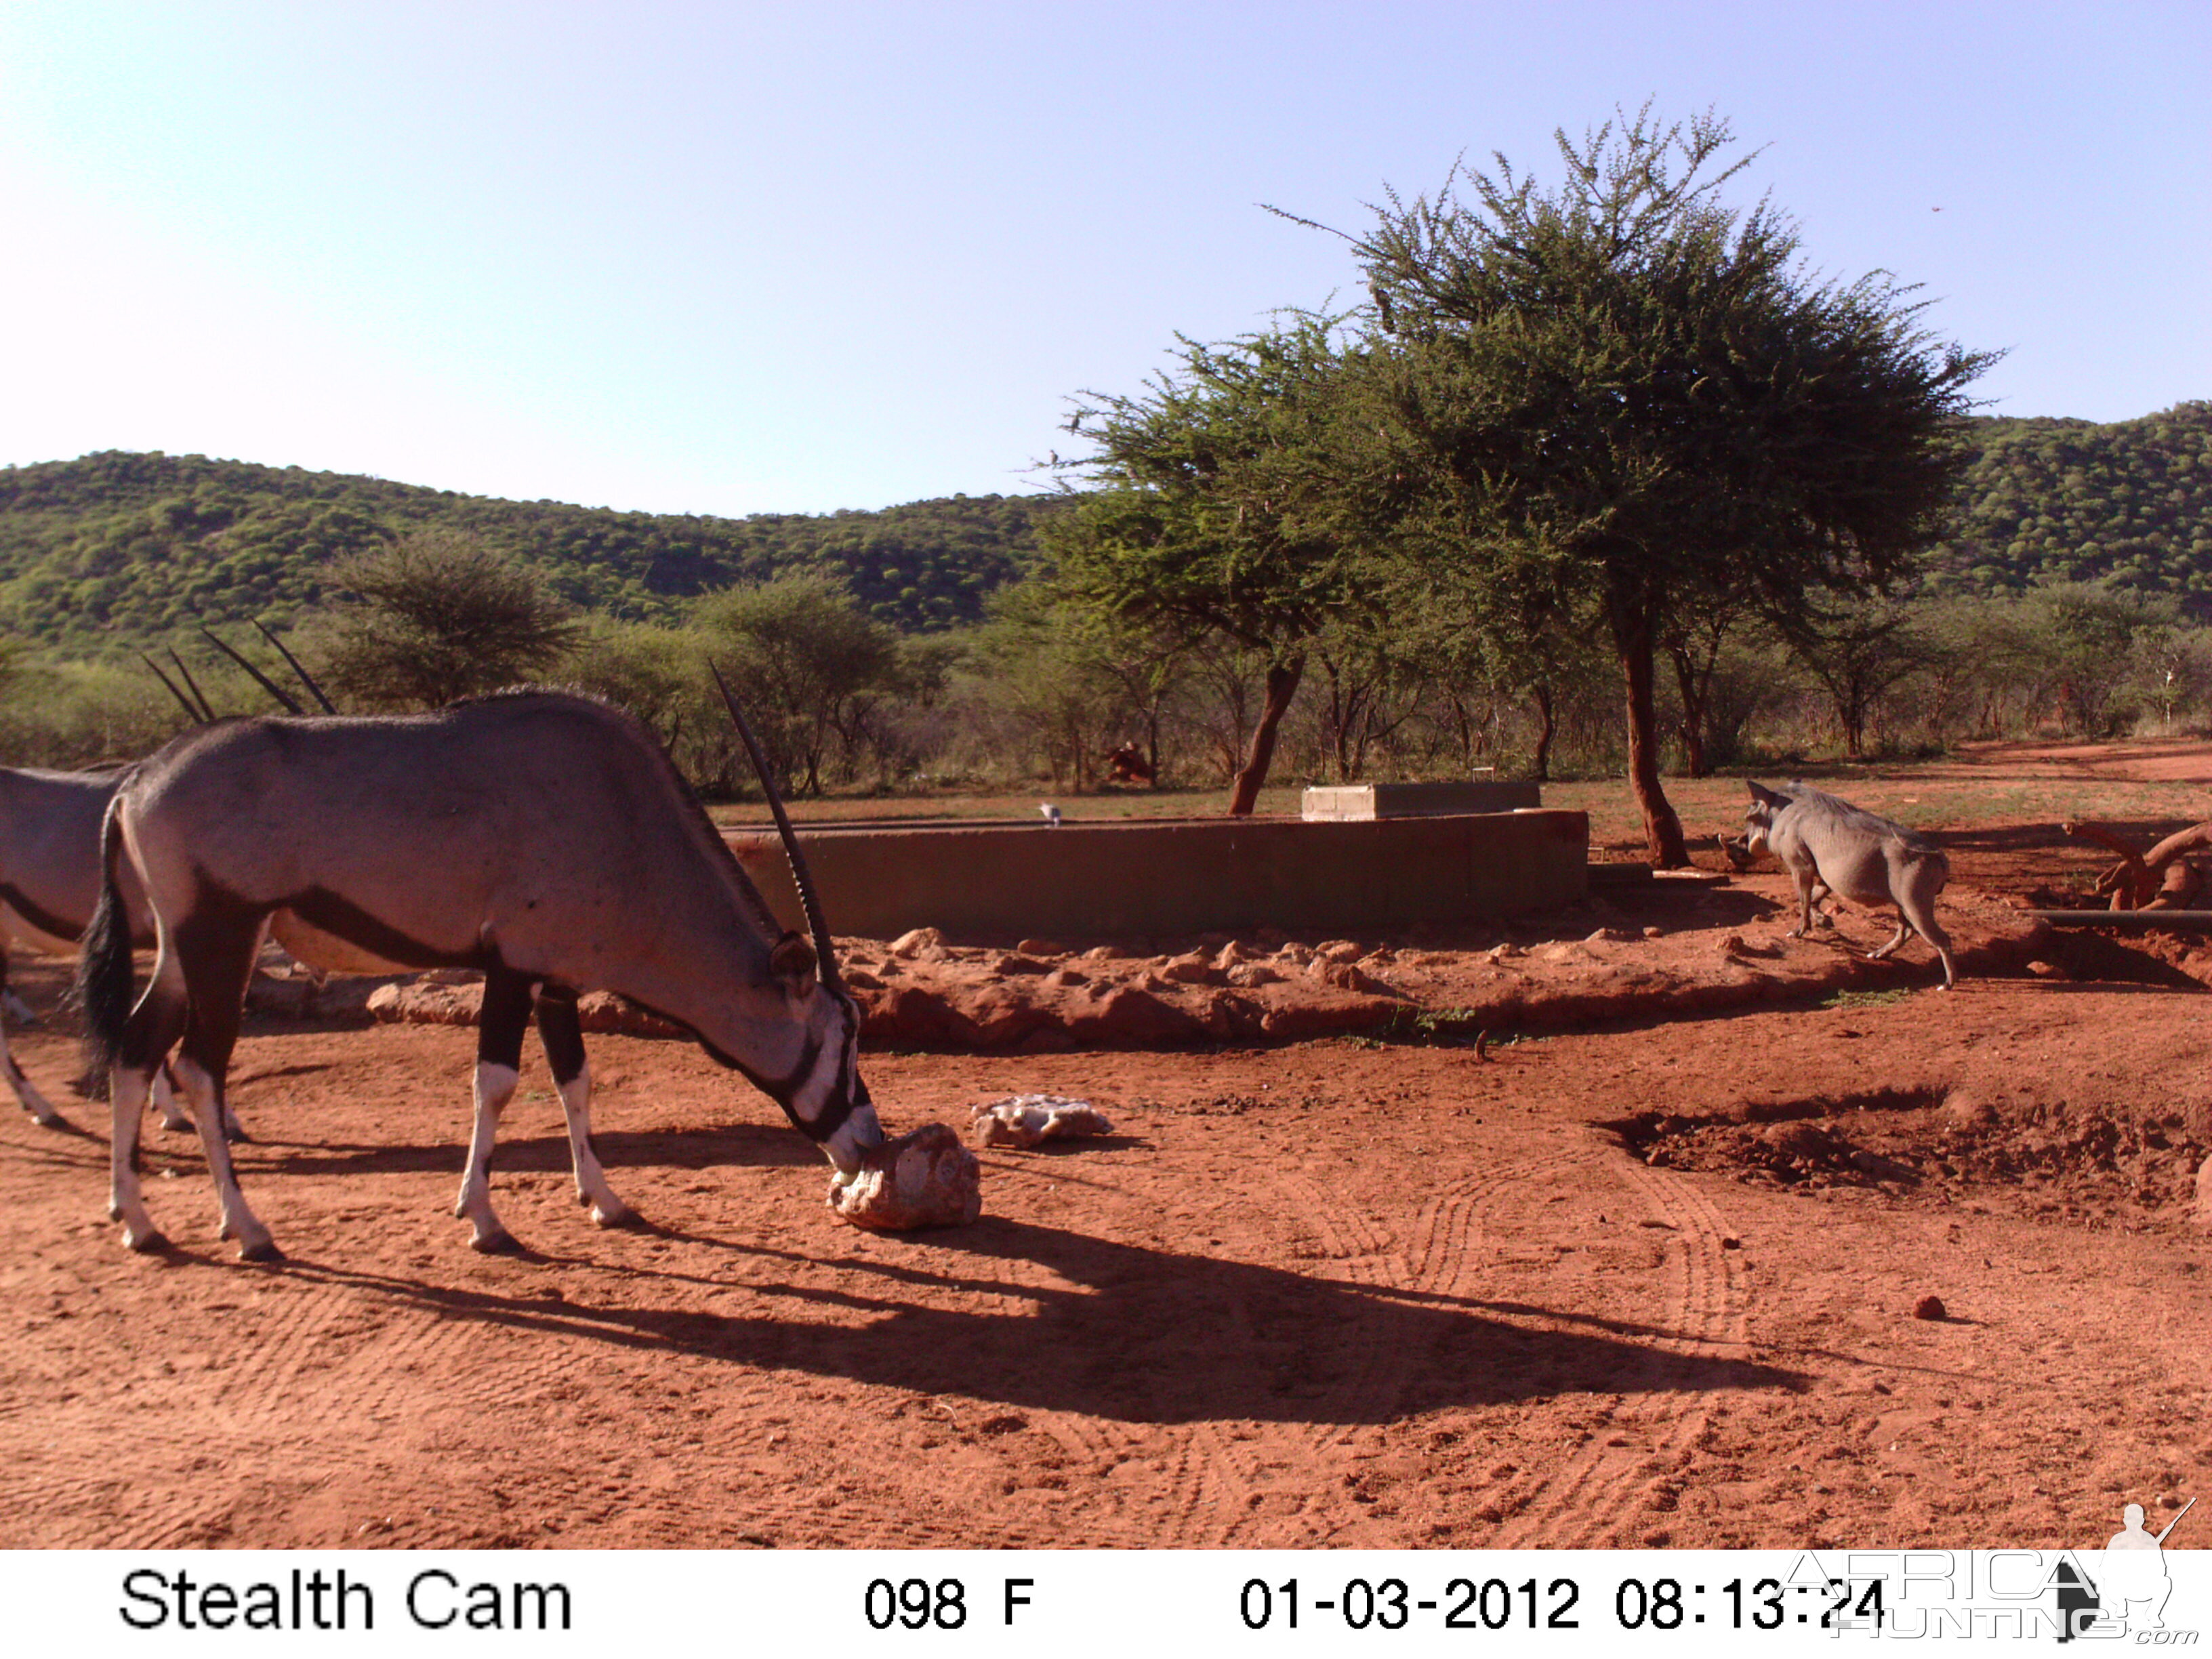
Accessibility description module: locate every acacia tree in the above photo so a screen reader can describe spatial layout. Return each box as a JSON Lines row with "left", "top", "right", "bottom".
{"left": 316, "top": 528, "right": 579, "bottom": 709}
{"left": 1338, "top": 107, "right": 1992, "bottom": 862}
{"left": 1048, "top": 320, "right": 1382, "bottom": 815}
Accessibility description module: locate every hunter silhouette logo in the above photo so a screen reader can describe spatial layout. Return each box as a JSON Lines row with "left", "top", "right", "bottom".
{"left": 2057, "top": 1496, "right": 2195, "bottom": 1641}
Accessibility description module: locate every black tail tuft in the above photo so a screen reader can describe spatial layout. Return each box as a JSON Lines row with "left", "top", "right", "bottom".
{"left": 75, "top": 803, "right": 138, "bottom": 1099}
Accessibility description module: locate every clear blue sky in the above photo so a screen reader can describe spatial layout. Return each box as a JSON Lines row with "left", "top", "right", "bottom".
{"left": 2, "top": 1, "right": 2205, "bottom": 518}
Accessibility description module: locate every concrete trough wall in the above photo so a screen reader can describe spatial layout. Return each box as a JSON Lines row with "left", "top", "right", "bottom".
{"left": 728, "top": 809, "right": 1588, "bottom": 941}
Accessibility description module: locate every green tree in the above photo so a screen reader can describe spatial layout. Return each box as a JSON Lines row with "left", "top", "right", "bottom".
{"left": 316, "top": 528, "right": 580, "bottom": 709}
{"left": 962, "top": 584, "right": 1128, "bottom": 792}
{"left": 1788, "top": 592, "right": 1928, "bottom": 758}
{"left": 2018, "top": 581, "right": 2185, "bottom": 736}
{"left": 693, "top": 571, "right": 901, "bottom": 796}
{"left": 1339, "top": 107, "right": 1992, "bottom": 862}
{"left": 1050, "top": 319, "right": 1382, "bottom": 815}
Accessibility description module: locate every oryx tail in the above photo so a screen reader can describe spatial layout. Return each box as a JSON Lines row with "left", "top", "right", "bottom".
{"left": 77, "top": 800, "right": 140, "bottom": 1091}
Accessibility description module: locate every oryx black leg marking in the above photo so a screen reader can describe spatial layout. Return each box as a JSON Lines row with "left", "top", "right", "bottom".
{"left": 110, "top": 944, "right": 190, "bottom": 1252}
{"left": 1, "top": 944, "right": 59, "bottom": 1124}
{"left": 170, "top": 901, "right": 277, "bottom": 1261}
{"left": 457, "top": 968, "right": 533, "bottom": 1252}
{"left": 535, "top": 985, "right": 634, "bottom": 1227}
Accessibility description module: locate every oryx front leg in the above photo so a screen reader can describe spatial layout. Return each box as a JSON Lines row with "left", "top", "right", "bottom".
{"left": 1, "top": 1019, "right": 58, "bottom": 1126}
{"left": 173, "top": 1055, "right": 276, "bottom": 1261}
{"left": 1, "top": 953, "right": 59, "bottom": 1124}
{"left": 536, "top": 987, "right": 634, "bottom": 1229}
{"left": 456, "top": 970, "right": 533, "bottom": 1253}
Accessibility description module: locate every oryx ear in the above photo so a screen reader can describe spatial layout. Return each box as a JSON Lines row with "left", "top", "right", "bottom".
{"left": 769, "top": 930, "right": 817, "bottom": 989}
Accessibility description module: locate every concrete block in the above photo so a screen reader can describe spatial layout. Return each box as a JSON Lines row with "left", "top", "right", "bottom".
{"left": 1301, "top": 781, "right": 1541, "bottom": 820}
{"left": 729, "top": 810, "right": 1588, "bottom": 940}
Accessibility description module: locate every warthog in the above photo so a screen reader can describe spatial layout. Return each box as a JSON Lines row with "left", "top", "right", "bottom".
{"left": 1744, "top": 780, "right": 1956, "bottom": 988}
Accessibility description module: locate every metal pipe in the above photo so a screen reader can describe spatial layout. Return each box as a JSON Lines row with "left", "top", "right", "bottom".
{"left": 2030, "top": 910, "right": 2212, "bottom": 932}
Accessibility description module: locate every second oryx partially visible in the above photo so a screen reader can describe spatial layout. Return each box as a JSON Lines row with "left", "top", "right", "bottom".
{"left": 0, "top": 763, "right": 198, "bottom": 1131}
{"left": 81, "top": 687, "right": 884, "bottom": 1261}
{"left": 1744, "top": 780, "right": 1957, "bottom": 988}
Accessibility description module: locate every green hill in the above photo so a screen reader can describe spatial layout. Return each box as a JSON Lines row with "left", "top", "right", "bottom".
{"left": 0, "top": 451, "right": 1062, "bottom": 651}
{"left": 1926, "top": 401, "right": 2212, "bottom": 609}
{"left": 7, "top": 405, "right": 2210, "bottom": 653}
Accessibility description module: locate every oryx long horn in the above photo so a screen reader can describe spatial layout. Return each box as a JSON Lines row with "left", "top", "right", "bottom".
{"left": 253, "top": 619, "right": 337, "bottom": 714}
{"left": 142, "top": 655, "right": 205, "bottom": 723}
{"left": 708, "top": 661, "right": 842, "bottom": 992}
{"left": 199, "top": 626, "right": 304, "bottom": 714}
{"left": 167, "top": 649, "right": 218, "bottom": 722}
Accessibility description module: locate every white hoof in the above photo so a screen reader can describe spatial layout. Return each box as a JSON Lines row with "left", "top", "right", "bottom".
{"left": 589, "top": 1196, "right": 639, "bottom": 1229}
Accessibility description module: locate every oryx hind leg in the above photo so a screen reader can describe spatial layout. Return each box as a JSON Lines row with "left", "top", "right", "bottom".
{"left": 535, "top": 985, "right": 635, "bottom": 1229}
{"left": 110, "top": 956, "right": 189, "bottom": 1252}
{"left": 456, "top": 969, "right": 533, "bottom": 1253}
{"left": 150, "top": 1062, "right": 193, "bottom": 1134}
{"left": 173, "top": 1053, "right": 275, "bottom": 1261}
{"left": 171, "top": 907, "right": 277, "bottom": 1260}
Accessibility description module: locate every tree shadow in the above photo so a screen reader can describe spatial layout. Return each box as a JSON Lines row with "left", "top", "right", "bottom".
{"left": 239, "top": 1215, "right": 1802, "bottom": 1427}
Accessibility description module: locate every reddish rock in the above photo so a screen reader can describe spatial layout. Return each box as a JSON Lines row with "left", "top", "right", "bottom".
{"left": 1160, "top": 954, "right": 1222, "bottom": 985}
{"left": 863, "top": 986, "right": 983, "bottom": 1046}
{"left": 1068, "top": 986, "right": 1205, "bottom": 1046}
{"left": 575, "top": 992, "right": 687, "bottom": 1039}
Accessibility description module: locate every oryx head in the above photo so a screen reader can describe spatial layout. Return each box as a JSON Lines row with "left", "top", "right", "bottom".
{"left": 711, "top": 664, "right": 884, "bottom": 1176}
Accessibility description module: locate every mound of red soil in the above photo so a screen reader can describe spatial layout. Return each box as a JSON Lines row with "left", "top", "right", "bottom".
{"left": 361, "top": 876, "right": 2049, "bottom": 1050}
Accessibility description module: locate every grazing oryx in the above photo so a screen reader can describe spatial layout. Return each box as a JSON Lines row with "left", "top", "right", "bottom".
{"left": 0, "top": 764, "right": 197, "bottom": 1132}
{"left": 81, "top": 688, "right": 883, "bottom": 1261}
{"left": 1744, "top": 780, "right": 1957, "bottom": 989}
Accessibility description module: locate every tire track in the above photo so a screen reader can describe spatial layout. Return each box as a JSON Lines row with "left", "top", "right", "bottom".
{"left": 1160, "top": 1146, "right": 1596, "bottom": 1546}
{"left": 1492, "top": 1143, "right": 1749, "bottom": 1547}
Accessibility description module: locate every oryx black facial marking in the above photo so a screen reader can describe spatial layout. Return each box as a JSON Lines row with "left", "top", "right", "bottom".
{"left": 80, "top": 689, "right": 882, "bottom": 1260}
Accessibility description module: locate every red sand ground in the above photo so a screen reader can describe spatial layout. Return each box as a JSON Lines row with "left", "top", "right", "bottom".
{"left": 5, "top": 748, "right": 2211, "bottom": 1550}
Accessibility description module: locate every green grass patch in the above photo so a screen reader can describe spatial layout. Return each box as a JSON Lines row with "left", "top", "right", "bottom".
{"left": 1819, "top": 988, "right": 1916, "bottom": 1011}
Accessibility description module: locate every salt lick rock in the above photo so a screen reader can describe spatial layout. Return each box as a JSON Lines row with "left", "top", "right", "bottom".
{"left": 827, "top": 1123, "right": 983, "bottom": 1231}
